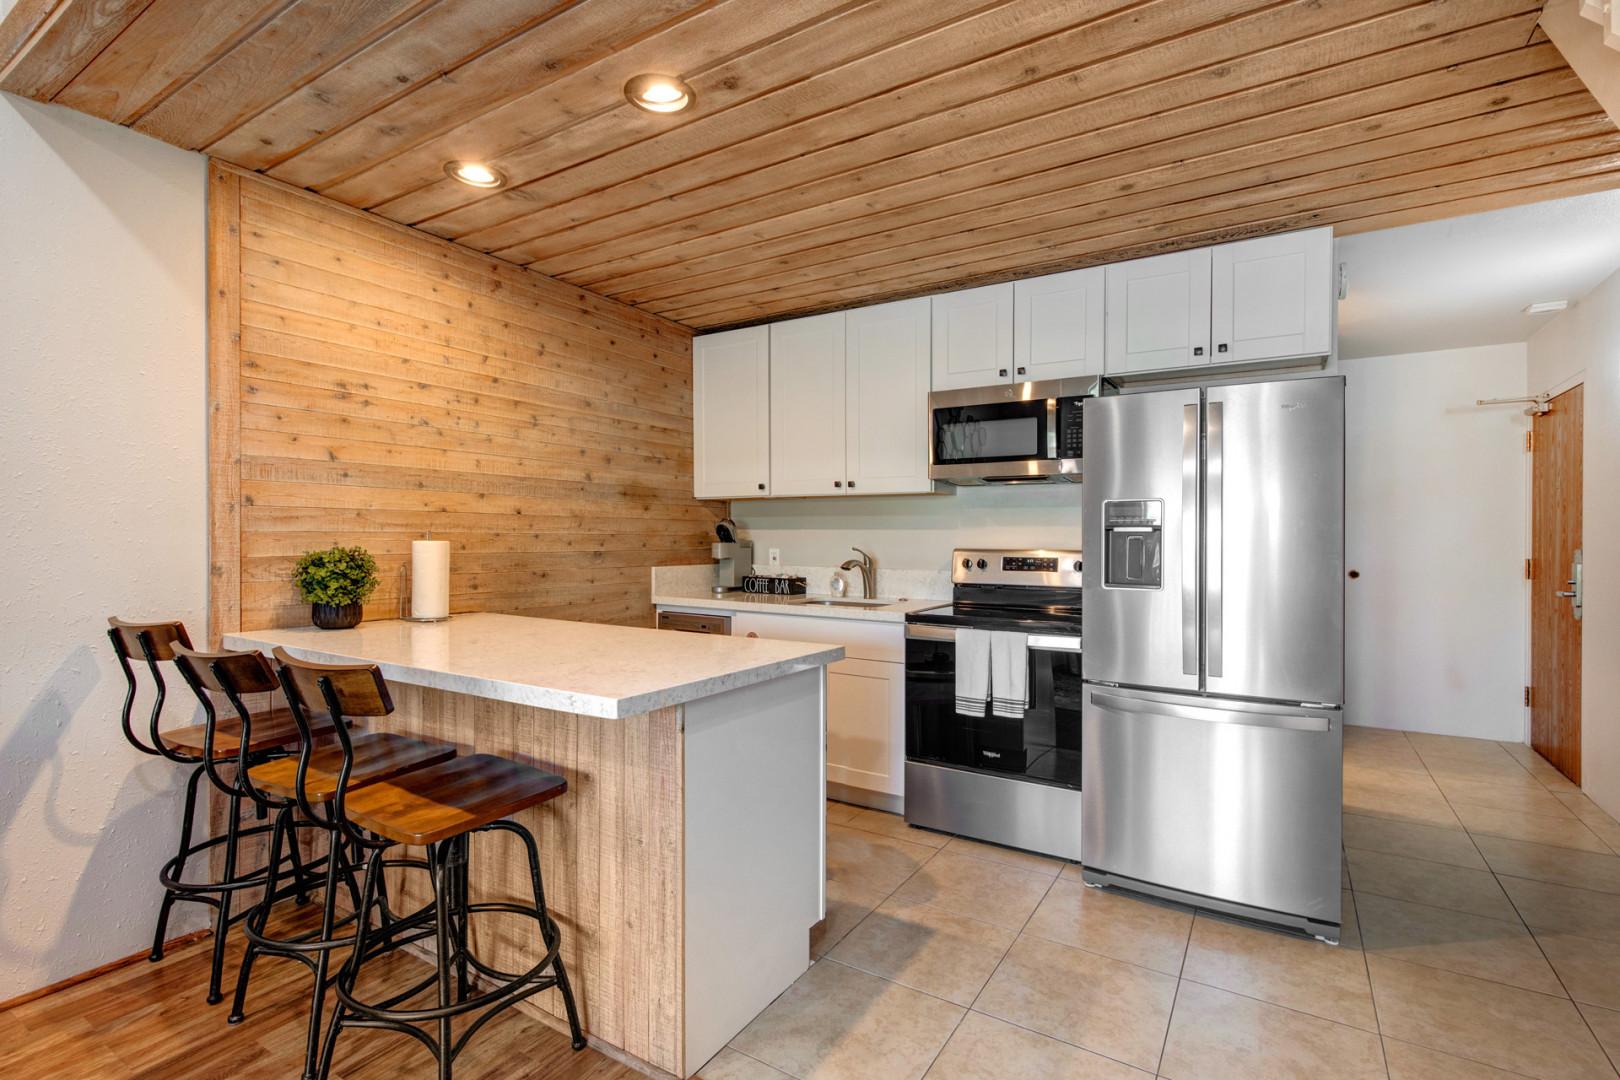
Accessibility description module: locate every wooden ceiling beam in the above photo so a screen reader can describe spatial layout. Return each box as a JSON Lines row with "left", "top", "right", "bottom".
{"left": 503, "top": 1, "right": 1538, "bottom": 277}
{"left": 682, "top": 138, "right": 1620, "bottom": 326}
{"left": 0, "top": 0, "right": 154, "bottom": 99}
{"left": 594, "top": 56, "right": 1579, "bottom": 303}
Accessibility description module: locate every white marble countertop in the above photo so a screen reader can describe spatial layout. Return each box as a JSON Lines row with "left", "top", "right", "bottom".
{"left": 224, "top": 612, "right": 844, "bottom": 719}
{"left": 652, "top": 588, "right": 947, "bottom": 624}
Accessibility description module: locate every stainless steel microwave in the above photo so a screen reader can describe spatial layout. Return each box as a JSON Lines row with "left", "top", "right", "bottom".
{"left": 928, "top": 376, "right": 1105, "bottom": 485}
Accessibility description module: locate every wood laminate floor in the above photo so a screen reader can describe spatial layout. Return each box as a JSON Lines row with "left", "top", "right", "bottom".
{"left": 5, "top": 729, "right": 1620, "bottom": 1079}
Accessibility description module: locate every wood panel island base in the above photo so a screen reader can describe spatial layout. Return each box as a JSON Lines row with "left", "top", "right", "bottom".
{"left": 225, "top": 613, "right": 841, "bottom": 1079}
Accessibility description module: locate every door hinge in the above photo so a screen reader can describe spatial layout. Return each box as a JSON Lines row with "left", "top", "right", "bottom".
{"left": 1524, "top": 685, "right": 1532, "bottom": 707}
{"left": 1525, "top": 431, "right": 1534, "bottom": 452}
{"left": 1525, "top": 558, "right": 1533, "bottom": 581}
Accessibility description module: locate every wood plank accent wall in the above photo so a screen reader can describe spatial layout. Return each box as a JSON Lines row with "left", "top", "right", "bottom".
{"left": 207, "top": 164, "right": 723, "bottom": 641}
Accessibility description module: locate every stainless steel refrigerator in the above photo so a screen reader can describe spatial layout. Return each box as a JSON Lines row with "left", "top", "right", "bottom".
{"left": 1081, "top": 375, "right": 1344, "bottom": 941}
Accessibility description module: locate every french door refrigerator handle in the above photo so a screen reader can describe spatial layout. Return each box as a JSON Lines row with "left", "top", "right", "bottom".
{"left": 1181, "top": 403, "right": 1200, "bottom": 676}
{"left": 1206, "top": 400, "right": 1224, "bottom": 678}
{"left": 1088, "top": 691, "right": 1331, "bottom": 733}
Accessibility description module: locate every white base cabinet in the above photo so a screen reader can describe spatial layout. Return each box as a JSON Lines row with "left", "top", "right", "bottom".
{"left": 826, "top": 657, "right": 905, "bottom": 802}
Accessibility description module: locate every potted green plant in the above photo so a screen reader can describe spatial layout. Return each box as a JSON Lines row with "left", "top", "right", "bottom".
{"left": 292, "top": 545, "right": 379, "bottom": 629}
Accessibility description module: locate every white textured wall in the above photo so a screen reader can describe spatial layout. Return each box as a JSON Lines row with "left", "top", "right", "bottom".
{"left": 1528, "top": 267, "right": 1620, "bottom": 821}
{"left": 0, "top": 95, "right": 208, "bottom": 999}
{"left": 1341, "top": 345, "right": 1531, "bottom": 740}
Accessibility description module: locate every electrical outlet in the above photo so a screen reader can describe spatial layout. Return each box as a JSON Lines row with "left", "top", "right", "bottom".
{"left": 767, "top": 547, "right": 782, "bottom": 570}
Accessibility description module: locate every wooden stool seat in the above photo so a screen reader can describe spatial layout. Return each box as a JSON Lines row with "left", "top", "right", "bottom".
{"left": 342, "top": 754, "right": 568, "bottom": 847}
{"left": 248, "top": 732, "right": 456, "bottom": 802}
{"left": 159, "top": 706, "right": 338, "bottom": 758}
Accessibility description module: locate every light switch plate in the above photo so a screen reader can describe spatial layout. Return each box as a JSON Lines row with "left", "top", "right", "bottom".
{"left": 767, "top": 547, "right": 781, "bottom": 569}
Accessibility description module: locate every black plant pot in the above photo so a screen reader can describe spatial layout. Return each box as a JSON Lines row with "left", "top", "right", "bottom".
{"left": 311, "top": 603, "right": 363, "bottom": 630}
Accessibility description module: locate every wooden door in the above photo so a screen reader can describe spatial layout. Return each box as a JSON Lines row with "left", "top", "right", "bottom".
{"left": 1530, "top": 383, "right": 1583, "bottom": 782}
{"left": 770, "top": 312, "right": 847, "bottom": 497}
{"left": 1015, "top": 266, "right": 1105, "bottom": 382}
{"left": 931, "top": 282, "right": 1014, "bottom": 391}
{"left": 693, "top": 326, "right": 771, "bottom": 499}
{"left": 846, "top": 298, "right": 931, "bottom": 495}
{"left": 1104, "top": 248, "right": 1212, "bottom": 374}
{"left": 1210, "top": 227, "right": 1333, "bottom": 364}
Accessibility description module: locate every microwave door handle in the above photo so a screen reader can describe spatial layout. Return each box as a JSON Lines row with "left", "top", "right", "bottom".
{"left": 1182, "top": 403, "right": 1199, "bottom": 677}
{"left": 1205, "top": 400, "right": 1223, "bottom": 679}
{"left": 1046, "top": 397, "right": 1057, "bottom": 460}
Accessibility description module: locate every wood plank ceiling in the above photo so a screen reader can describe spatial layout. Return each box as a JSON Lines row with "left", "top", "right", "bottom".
{"left": 4, "top": 0, "right": 1618, "bottom": 330}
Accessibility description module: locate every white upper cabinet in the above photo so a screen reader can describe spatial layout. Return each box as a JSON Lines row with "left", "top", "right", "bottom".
{"left": 693, "top": 325, "right": 771, "bottom": 499}
{"left": 1211, "top": 227, "right": 1333, "bottom": 364}
{"left": 1014, "top": 266, "right": 1105, "bottom": 382}
{"left": 1104, "top": 249, "right": 1213, "bottom": 374}
{"left": 931, "top": 282, "right": 1014, "bottom": 390}
{"left": 846, "top": 298, "right": 932, "bottom": 495}
{"left": 769, "top": 312, "right": 847, "bottom": 497}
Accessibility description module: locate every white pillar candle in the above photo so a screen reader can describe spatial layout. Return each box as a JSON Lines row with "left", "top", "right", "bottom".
{"left": 411, "top": 539, "right": 451, "bottom": 620}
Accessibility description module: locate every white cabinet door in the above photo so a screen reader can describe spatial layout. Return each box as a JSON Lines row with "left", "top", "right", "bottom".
{"left": 1015, "top": 267, "right": 1105, "bottom": 381}
{"left": 931, "top": 282, "right": 1014, "bottom": 391}
{"left": 1104, "top": 249, "right": 1212, "bottom": 374}
{"left": 1211, "top": 227, "right": 1333, "bottom": 364}
{"left": 846, "top": 298, "right": 931, "bottom": 495}
{"left": 693, "top": 325, "right": 771, "bottom": 498}
{"left": 770, "top": 312, "right": 847, "bottom": 497}
{"left": 826, "top": 657, "right": 906, "bottom": 799}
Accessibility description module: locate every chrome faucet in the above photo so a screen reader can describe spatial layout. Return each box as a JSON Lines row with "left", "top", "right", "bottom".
{"left": 839, "top": 547, "right": 876, "bottom": 599}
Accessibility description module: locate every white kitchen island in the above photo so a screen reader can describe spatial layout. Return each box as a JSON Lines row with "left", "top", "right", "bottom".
{"left": 226, "top": 612, "right": 842, "bottom": 1079}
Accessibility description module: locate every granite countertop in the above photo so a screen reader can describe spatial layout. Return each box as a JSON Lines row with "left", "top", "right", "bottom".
{"left": 651, "top": 588, "right": 948, "bottom": 624}
{"left": 224, "top": 612, "right": 843, "bottom": 719}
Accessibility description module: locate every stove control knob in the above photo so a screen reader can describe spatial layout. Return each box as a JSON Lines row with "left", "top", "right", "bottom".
{"left": 976, "top": 558, "right": 988, "bottom": 570}
{"left": 1072, "top": 560, "right": 1082, "bottom": 573}
{"left": 961, "top": 558, "right": 972, "bottom": 570}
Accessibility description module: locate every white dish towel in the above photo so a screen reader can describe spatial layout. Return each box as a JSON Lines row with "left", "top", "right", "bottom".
{"left": 991, "top": 631, "right": 1029, "bottom": 718}
{"left": 954, "top": 627, "right": 991, "bottom": 716}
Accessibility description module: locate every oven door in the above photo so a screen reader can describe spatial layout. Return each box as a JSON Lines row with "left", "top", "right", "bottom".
{"left": 904, "top": 624, "right": 1083, "bottom": 789}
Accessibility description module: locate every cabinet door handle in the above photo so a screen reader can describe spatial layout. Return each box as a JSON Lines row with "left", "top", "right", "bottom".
{"left": 1193, "top": 347, "right": 1204, "bottom": 356}
{"left": 847, "top": 480, "right": 856, "bottom": 489}
{"left": 1217, "top": 343, "right": 1228, "bottom": 353}
{"left": 834, "top": 480, "right": 842, "bottom": 488}
{"left": 757, "top": 483, "right": 766, "bottom": 490}
{"left": 998, "top": 368, "right": 1008, "bottom": 377}
{"left": 1016, "top": 366, "right": 1026, "bottom": 375}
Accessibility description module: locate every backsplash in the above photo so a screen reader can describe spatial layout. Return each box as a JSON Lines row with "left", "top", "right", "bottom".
{"left": 652, "top": 563, "right": 952, "bottom": 601}
{"left": 728, "top": 484, "right": 1084, "bottom": 572}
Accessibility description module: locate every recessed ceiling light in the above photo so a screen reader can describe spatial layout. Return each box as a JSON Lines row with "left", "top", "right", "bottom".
{"left": 444, "top": 160, "right": 505, "bottom": 189}
{"left": 1523, "top": 300, "right": 1569, "bottom": 314}
{"left": 624, "top": 73, "right": 693, "bottom": 114}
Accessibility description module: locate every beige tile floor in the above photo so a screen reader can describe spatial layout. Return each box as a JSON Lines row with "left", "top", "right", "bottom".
{"left": 702, "top": 729, "right": 1620, "bottom": 1080}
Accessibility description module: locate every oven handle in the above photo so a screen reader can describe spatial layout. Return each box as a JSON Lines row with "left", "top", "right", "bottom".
{"left": 904, "top": 624, "right": 1082, "bottom": 653}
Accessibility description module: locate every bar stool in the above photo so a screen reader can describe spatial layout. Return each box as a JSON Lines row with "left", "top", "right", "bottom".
{"left": 107, "top": 617, "right": 326, "bottom": 1004}
{"left": 170, "top": 644, "right": 457, "bottom": 1080}
{"left": 271, "top": 648, "right": 584, "bottom": 1080}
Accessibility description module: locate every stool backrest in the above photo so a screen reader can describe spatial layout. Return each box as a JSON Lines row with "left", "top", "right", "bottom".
{"left": 106, "top": 617, "right": 195, "bottom": 762}
{"left": 172, "top": 644, "right": 281, "bottom": 801}
{"left": 272, "top": 647, "right": 393, "bottom": 841}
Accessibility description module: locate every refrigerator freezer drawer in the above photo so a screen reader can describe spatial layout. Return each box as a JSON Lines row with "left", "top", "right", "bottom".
{"left": 1081, "top": 684, "right": 1341, "bottom": 928}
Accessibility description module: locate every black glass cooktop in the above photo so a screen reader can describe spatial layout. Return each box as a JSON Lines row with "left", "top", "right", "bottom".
{"left": 906, "top": 602, "right": 1082, "bottom": 636}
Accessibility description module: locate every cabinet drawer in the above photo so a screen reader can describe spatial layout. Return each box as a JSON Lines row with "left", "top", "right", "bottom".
{"left": 728, "top": 611, "right": 905, "bottom": 663}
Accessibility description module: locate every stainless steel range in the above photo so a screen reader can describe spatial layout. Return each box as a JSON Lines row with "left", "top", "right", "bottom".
{"left": 903, "top": 549, "right": 1084, "bottom": 861}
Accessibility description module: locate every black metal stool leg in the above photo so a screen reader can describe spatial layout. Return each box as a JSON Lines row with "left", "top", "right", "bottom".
{"left": 517, "top": 822, "right": 585, "bottom": 1051}
{"left": 299, "top": 826, "right": 347, "bottom": 1080}
{"left": 151, "top": 763, "right": 205, "bottom": 962}
{"left": 431, "top": 841, "right": 456, "bottom": 1080}
{"left": 229, "top": 804, "right": 289, "bottom": 1024}
{"left": 205, "top": 792, "right": 244, "bottom": 1004}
